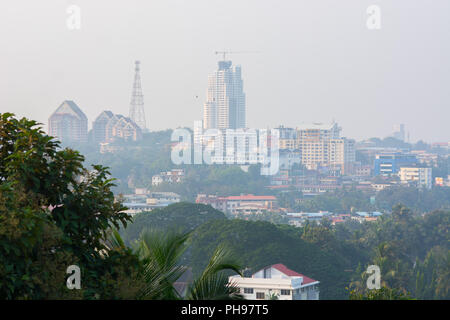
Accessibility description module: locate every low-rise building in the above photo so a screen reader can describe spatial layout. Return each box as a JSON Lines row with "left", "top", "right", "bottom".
{"left": 374, "top": 152, "right": 418, "bottom": 176}
{"left": 351, "top": 211, "right": 383, "bottom": 223}
{"left": 196, "top": 194, "right": 277, "bottom": 215}
{"left": 286, "top": 212, "right": 332, "bottom": 226}
{"left": 152, "top": 169, "right": 185, "bottom": 186}
{"left": 398, "top": 166, "right": 432, "bottom": 189}
{"left": 121, "top": 190, "right": 181, "bottom": 215}
{"left": 229, "top": 263, "right": 319, "bottom": 300}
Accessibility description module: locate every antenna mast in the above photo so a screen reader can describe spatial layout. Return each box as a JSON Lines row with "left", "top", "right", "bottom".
{"left": 129, "top": 60, "right": 147, "bottom": 131}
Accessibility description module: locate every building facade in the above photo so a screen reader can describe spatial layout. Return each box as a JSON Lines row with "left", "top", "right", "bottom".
{"left": 295, "top": 123, "right": 355, "bottom": 172}
{"left": 152, "top": 169, "right": 185, "bottom": 186}
{"left": 229, "top": 263, "right": 319, "bottom": 300}
{"left": 48, "top": 100, "right": 88, "bottom": 144}
{"left": 373, "top": 152, "right": 418, "bottom": 175}
{"left": 399, "top": 166, "right": 432, "bottom": 189}
{"left": 203, "top": 60, "right": 246, "bottom": 130}
{"left": 92, "top": 111, "right": 142, "bottom": 143}
{"left": 196, "top": 194, "right": 277, "bottom": 215}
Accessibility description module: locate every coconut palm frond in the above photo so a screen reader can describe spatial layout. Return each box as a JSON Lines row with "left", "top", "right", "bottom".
{"left": 186, "top": 245, "right": 243, "bottom": 300}
{"left": 136, "top": 229, "right": 190, "bottom": 300}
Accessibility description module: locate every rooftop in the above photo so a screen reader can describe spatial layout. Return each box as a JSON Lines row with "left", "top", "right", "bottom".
{"left": 263, "top": 263, "right": 317, "bottom": 285}
{"left": 224, "top": 194, "right": 277, "bottom": 201}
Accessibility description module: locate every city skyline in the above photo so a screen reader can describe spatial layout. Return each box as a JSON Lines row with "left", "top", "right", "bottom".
{"left": 1, "top": 1, "right": 450, "bottom": 143}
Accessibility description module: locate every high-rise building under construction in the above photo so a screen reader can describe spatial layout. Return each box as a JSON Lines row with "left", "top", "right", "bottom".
{"left": 203, "top": 60, "right": 246, "bottom": 130}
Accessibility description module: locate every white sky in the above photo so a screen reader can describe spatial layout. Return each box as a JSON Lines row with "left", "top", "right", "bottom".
{"left": 0, "top": 0, "right": 449, "bottom": 142}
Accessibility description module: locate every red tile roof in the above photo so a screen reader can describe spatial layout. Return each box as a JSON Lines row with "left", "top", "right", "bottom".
{"left": 271, "top": 263, "right": 317, "bottom": 284}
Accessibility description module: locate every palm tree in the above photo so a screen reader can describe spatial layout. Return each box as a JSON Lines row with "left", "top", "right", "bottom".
{"left": 186, "top": 244, "right": 243, "bottom": 300}
{"left": 106, "top": 228, "right": 243, "bottom": 300}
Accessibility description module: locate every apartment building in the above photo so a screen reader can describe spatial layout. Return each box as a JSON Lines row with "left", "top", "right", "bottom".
{"left": 277, "top": 126, "right": 298, "bottom": 150}
{"left": 229, "top": 263, "right": 319, "bottom": 300}
{"left": 295, "top": 123, "right": 355, "bottom": 172}
{"left": 399, "top": 166, "right": 432, "bottom": 189}
{"left": 48, "top": 100, "right": 88, "bottom": 144}
{"left": 92, "top": 110, "right": 142, "bottom": 143}
{"left": 329, "top": 138, "right": 356, "bottom": 174}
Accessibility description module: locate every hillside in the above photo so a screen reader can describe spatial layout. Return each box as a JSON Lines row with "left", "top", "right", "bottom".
{"left": 121, "top": 202, "right": 226, "bottom": 245}
{"left": 188, "top": 219, "right": 365, "bottom": 299}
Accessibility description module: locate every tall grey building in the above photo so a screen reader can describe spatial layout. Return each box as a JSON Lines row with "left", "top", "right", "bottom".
{"left": 203, "top": 60, "right": 246, "bottom": 130}
{"left": 48, "top": 100, "right": 88, "bottom": 144}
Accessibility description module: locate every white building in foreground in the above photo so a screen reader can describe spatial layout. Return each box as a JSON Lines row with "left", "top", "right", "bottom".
{"left": 229, "top": 263, "right": 319, "bottom": 300}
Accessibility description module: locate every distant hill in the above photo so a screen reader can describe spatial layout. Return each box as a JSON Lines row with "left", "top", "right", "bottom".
{"left": 120, "top": 202, "right": 226, "bottom": 245}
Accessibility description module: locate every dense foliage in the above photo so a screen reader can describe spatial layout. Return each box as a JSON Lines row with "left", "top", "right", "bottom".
{"left": 293, "top": 187, "right": 450, "bottom": 214}
{"left": 2, "top": 113, "right": 448, "bottom": 300}
{"left": 347, "top": 205, "right": 449, "bottom": 299}
{"left": 81, "top": 130, "right": 270, "bottom": 199}
{"left": 120, "top": 202, "right": 226, "bottom": 245}
{"left": 122, "top": 201, "right": 449, "bottom": 300}
{"left": 151, "top": 165, "right": 271, "bottom": 201}
{"left": 0, "top": 113, "right": 135, "bottom": 299}
{"left": 0, "top": 114, "right": 241, "bottom": 300}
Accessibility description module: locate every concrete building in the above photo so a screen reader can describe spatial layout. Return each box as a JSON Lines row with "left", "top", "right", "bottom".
{"left": 229, "top": 263, "right": 319, "bottom": 300}
{"left": 399, "top": 166, "right": 432, "bottom": 189}
{"left": 277, "top": 126, "right": 298, "bottom": 150}
{"left": 152, "top": 169, "right": 184, "bottom": 186}
{"left": 92, "top": 111, "right": 142, "bottom": 143}
{"left": 48, "top": 100, "right": 88, "bottom": 144}
{"left": 92, "top": 110, "right": 114, "bottom": 143}
{"left": 196, "top": 194, "right": 277, "bottom": 215}
{"left": 329, "top": 138, "right": 356, "bottom": 174}
{"left": 121, "top": 190, "right": 181, "bottom": 215}
{"left": 203, "top": 60, "right": 246, "bottom": 130}
{"left": 295, "top": 123, "right": 355, "bottom": 173}
{"left": 374, "top": 152, "right": 418, "bottom": 175}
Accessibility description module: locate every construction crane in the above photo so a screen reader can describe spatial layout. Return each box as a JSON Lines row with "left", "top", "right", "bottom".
{"left": 214, "top": 50, "right": 260, "bottom": 61}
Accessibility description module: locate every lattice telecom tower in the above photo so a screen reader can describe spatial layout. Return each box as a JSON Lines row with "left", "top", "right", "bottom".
{"left": 129, "top": 60, "right": 147, "bottom": 130}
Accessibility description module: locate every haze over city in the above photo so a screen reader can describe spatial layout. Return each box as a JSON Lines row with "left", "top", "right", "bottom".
{"left": 1, "top": 0, "right": 449, "bottom": 142}
{"left": 1, "top": 1, "right": 450, "bottom": 306}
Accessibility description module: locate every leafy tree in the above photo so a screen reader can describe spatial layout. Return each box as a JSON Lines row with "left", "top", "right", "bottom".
{"left": 120, "top": 202, "right": 226, "bottom": 245}
{"left": 0, "top": 113, "right": 135, "bottom": 299}
{"left": 109, "top": 229, "right": 243, "bottom": 300}
{"left": 349, "top": 287, "right": 413, "bottom": 300}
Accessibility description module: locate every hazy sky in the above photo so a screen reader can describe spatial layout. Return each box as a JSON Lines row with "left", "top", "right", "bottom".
{"left": 1, "top": 0, "right": 449, "bottom": 142}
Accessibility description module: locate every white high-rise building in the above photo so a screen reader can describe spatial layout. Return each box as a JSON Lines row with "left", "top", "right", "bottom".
{"left": 203, "top": 60, "right": 246, "bottom": 130}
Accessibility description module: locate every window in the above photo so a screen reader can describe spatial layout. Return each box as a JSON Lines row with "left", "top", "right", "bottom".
{"left": 281, "top": 289, "right": 291, "bottom": 295}
{"left": 256, "top": 292, "right": 265, "bottom": 299}
{"left": 244, "top": 288, "right": 254, "bottom": 294}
